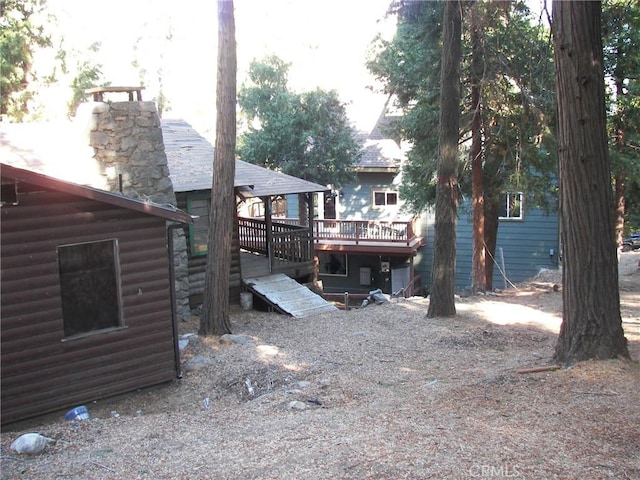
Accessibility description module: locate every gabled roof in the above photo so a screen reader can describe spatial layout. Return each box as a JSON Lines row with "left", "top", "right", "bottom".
{"left": 0, "top": 123, "right": 192, "bottom": 223}
{"left": 353, "top": 94, "right": 405, "bottom": 172}
{"left": 1, "top": 163, "right": 194, "bottom": 223}
{"left": 356, "top": 136, "right": 403, "bottom": 172}
{"left": 0, "top": 122, "right": 105, "bottom": 186}
{"left": 161, "top": 119, "right": 329, "bottom": 197}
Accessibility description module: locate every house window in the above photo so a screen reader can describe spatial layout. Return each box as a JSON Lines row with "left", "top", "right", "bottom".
{"left": 187, "top": 195, "right": 211, "bottom": 256}
{"left": 272, "top": 196, "right": 287, "bottom": 217}
{"left": 318, "top": 252, "right": 348, "bottom": 276}
{"left": 58, "top": 239, "right": 123, "bottom": 337}
{"left": 247, "top": 199, "right": 265, "bottom": 218}
{"left": 246, "top": 197, "right": 287, "bottom": 218}
{"left": 372, "top": 189, "right": 398, "bottom": 209}
{"left": 1, "top": 181, "right": 18, "bottom": 206}
{"left": 499, "top": 192, "right": 524, "bottom": 220}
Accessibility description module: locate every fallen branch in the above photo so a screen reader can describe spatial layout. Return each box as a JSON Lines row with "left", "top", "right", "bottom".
{"left": 517, "top": 365, "right": 561, "bottom": 374}
{"left": 89, "top": 461, "right": 117, "bottom": 473}
{"left": 572, "top": 390, "right": 619, "bottom": 396}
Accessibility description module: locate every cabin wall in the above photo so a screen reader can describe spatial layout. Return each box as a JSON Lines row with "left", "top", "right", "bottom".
{"left": 176, "top": 192, "right": 242, "bottom": 308}
{"left": 1, "top": 187, "right": 177, "bottom": 424}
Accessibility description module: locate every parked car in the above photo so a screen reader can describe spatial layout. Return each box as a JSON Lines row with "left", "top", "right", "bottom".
{"left": 622, "top": 233, "right": 640, "bottom": 251}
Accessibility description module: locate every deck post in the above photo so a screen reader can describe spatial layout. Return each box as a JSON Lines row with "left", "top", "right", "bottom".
{"left": 263, "top": 196, "right": 274, "bottom": 273}
{"left": 307, "top": 192, "right": 315, "bottom": 261}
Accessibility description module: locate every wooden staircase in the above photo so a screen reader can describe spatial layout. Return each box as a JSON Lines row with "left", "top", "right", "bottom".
{"left": 242, "top": 274, "right": 338, "bottom": 318}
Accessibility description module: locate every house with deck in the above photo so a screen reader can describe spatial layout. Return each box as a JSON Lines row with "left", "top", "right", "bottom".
{"left": 160, "top": 119, "right": 336, "bottom": 316}
{"left": 0, "top": 89, "right": 338, "bottom": 422}
{"left": 73, "top": 91, "right": 336, "bottom": 317}
{"left": 312, "top": 130, "right": 426, "bottom": 298}
{"left": 310, "top": 107, "right": 559, "bottom": 296}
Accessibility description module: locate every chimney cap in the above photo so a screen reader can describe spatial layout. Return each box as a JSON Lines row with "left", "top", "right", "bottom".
{"left": 85, "top": 86, "right": 145, "bottom": 102}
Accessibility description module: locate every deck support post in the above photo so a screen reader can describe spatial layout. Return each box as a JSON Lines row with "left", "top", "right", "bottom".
{"left": 263, "top": 196, "right": 274, "bottom": 273}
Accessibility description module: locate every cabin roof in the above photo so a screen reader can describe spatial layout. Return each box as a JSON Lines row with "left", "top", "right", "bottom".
{"left": 1, "top": 162, "right": 194, "bottom": 223}
{"left": 350, "top": 94, "right": 405, "bottom": 172}
{"left": 0, "top": 122, "right": 105, "bottom": 186}
{"left": 161, "top": 119, "right": 330, "bottom": 197}
{"left": 0, "top": 123, "right": 193, "bottom": 223}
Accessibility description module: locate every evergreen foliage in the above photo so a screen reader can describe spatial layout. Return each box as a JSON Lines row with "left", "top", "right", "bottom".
{"left": 603, "top": 0, "right": 640, "bottom": 232}
{"left": 366, "top": 1, "right": 557, "bottom": 214}
{"left": 237, "top": 56, "right": 361, "bottom": 187}
{"left": 0, "top": 0, "right": 52, "bottom": 120}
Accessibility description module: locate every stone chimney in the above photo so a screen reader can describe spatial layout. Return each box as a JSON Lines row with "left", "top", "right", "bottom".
{"left": 75, "top": 87, "right": 190, "bottom": 322}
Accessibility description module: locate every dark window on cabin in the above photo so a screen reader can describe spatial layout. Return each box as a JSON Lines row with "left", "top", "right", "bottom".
{"left": 187, "top": 196, "right": 211, "bottom": 256}
{"left": 1, "top": 182, "right": 18, "bottom": 205}
{"left": 58, "top": 240, "right": 122, "bottom": 337}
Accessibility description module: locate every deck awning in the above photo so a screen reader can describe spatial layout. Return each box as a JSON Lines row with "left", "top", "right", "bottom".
{"left": 162, "top": 119, "right": 329, "bottom": 197}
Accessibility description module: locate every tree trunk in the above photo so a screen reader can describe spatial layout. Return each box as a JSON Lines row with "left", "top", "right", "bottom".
{"left": 483, "top": 197, "right": 499, "bottom": 291}
{"left": 298, "top": 193, "right": 309, "bottom": 227}
{"left": 200, "top": 0, "right": 237, "bottom": 336}
{"left": 427, "top": 0, "right": 462, "bottom": 318}
{"left": 470, "top": 4, "right": 486, "bottom": 294}
{"left": 552, "top": 0, "right": 629, "bottom": 365}
{"left": 614, "top": 175, "right": 625, "bottom": 250}
{"left": 613, "top": 51, "right": 627, "bottom": 250}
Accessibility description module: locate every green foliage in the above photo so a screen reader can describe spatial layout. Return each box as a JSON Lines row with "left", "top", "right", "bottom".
{"left": 366, "top": 2, "right": 443, "bottom": 213}
{"left": 237, "top": 56, "right": 360, "bottom": 187}
{"left": 67, "top": 42, "right": 105, "bottom": 118}
{"left": 603, "top": 0, "right": 640, "bottom": 230}
{"left": 367, "top": 1, "right": 557, "bottom": 214}
{"left": 0, "top": 0, "right": 52, "bottom": 120}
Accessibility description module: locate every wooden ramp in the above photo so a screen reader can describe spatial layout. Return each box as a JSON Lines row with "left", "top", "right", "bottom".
{"left": 243, "top": 273, "right": 338, "bottom": 318}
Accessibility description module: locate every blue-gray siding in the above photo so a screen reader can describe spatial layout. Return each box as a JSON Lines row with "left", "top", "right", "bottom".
{"left": 339, "top": 172, "right": 399, "bottom": 220}
{"left": 418, "top": 206, "right": 559, "bottom": 292}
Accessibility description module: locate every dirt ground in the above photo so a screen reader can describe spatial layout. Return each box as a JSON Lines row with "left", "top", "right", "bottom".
{"left": 2, "top": 253, "right": 639, "bottom": 480}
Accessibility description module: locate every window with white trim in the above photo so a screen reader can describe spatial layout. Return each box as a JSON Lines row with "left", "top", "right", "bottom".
{"left": 499, "top": 192, "right": 524, "bottom": 220}
{"left": 372, "top": 189, "right": 398, "bottom": 209}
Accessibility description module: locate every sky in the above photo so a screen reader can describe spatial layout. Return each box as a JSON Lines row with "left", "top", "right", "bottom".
{"left": 41, "top": 0, "right": 396, "bottom": 135}
{"left": 38, "top": 0, "right": 547, "bottom": 136}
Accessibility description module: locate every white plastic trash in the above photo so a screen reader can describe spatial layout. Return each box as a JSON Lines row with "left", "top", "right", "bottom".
{"left": 240, "top": 292, "right": 253, "bottom": 310}
{"left": 10, "top": 433, "right": 54, "bottom": 455}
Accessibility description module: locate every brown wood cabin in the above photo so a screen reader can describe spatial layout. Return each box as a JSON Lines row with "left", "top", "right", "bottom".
{"left": 0, "top": 163, "right": 193, "bottom": 425}
{"left": 161, "top": 119, "right": 329, "bottom": 308}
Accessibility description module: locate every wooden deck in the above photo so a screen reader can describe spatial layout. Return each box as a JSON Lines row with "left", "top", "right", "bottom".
{"left": 240, "top": 251, "right": 271, "bottom": 278}
{"left": 240, "top": 250, "right": 315, "bottom": 280}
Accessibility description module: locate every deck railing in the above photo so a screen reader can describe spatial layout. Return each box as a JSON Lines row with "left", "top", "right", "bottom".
{"left": 238, "top": 216, "right": 420, "bottom": 269}
{"left": 313, "top": 218, "right": 416, "bottom": 245}
{"left": 238, "top": 217, "right": 268, "bottom": 255}
{"left": 271, "top": 228, "right": 313, "bottom": 265}
{"left": 238, "top": 217, "right": 313, "bottom": 266}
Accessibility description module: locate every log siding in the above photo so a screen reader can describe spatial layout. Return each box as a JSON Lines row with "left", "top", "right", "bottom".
{"left": 1, "top": 188, "right": 179, "bottom": 424}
